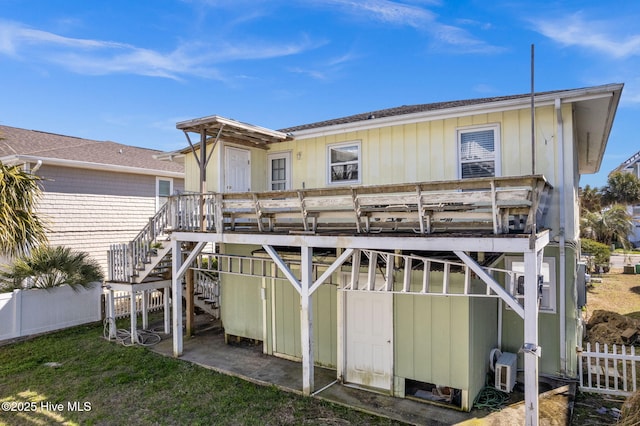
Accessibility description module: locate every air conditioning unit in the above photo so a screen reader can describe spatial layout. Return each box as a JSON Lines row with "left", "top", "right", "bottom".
{"left": 495, "top": 352, "right": 517, "bottom": 392}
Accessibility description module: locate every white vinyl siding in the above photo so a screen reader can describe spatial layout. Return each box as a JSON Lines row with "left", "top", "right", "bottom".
{"left": 34, "top": 165, "right": 184, "bottom": 275}
{"left": 327, "top": 141, "right": 361, "bottom": 185}
{"left": 38, "top": 192, "right": 156, "bottom": 274}
{"left": 458, "top": 125, "right": 501, "bottom": 179}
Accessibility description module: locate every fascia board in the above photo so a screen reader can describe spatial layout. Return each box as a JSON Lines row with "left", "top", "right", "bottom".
{"left": 0, "top": 155, "right": 184, "bottom": 178}
{"left": 177, "top": 115, "right": 289, "bottom": 140}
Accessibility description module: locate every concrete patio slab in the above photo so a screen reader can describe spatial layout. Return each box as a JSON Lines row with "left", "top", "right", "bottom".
{"left": 149, "top": 316, "right": 573, "bottom": 425}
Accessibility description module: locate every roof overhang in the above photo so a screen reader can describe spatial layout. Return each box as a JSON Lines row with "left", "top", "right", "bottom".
{"left": 0, "top": 154, "right": 184, "bottom": 179}
{"left": 569, "top": 84, "right": 624, "bottom": 174}
{"left": 289, "top": 85, "right": 623, "bottom": 174}
{"left": 176, "top": 115, "right": 293, "bottom": 152}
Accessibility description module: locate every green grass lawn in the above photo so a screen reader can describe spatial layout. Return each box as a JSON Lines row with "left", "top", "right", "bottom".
{"left": 0, "top": 322, "right": 399, "bottom": 425}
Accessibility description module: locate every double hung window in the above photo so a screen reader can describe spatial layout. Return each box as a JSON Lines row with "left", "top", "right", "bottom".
{"left": 328, "top": 141, "right": 361, "bottom": 184}
{"left": 458, "top": 125, "right": 500, "bottom": 179}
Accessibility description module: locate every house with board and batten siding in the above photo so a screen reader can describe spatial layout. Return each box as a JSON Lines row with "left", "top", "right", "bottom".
{"left": 105, "top": 83, "right": 623, "bottom": 425}
{"left": 0, "top": 125, "right": 184, "bottom": 273}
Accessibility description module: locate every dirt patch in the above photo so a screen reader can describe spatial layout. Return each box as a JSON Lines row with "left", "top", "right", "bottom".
{"left": 585, "top": 310, "right": 640, "bottom": 345}
{"left": 619, "top": 390, "right": 640, "bottom": 425}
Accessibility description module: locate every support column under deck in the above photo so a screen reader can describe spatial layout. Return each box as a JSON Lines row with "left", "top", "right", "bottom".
{"left": 172, "top": 238, "right": 183, "bottom": 357}
{"left": 524, "top": 249, "right": 543, "bottom": 426}
{"left": 300, "top": 246, "right": 314, "bottom": 396}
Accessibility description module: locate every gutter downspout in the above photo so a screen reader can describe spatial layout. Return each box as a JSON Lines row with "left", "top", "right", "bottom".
{"left": 555, "top": 98, "right": 567, "bottom": 375}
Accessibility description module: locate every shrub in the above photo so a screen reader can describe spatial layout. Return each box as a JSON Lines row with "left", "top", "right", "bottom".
{"left": 581, "top": 238, "right": 611, "bottom": 273}
{"left": 0, "top": 245, "right": 103, "bottom": 292}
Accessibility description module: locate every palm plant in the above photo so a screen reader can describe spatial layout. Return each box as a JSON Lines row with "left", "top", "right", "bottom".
{"left": 0, "top": 162, "right": 48, "bottom": 257}
{"left": 0, "top": 245, "right": 103, "bottom": 292}
{"left": 579, "top": 184, "right": 603, "bottom": 213}
{"left": 580, "top": 204, "right": 633, "bottom": 249}
{"left": 602, "top": 171, "right": 640, "bottom": 206}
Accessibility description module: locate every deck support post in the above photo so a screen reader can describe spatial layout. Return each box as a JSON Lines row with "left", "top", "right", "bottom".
{"left": 141, "top": 290, "right": 149, "bottom": 330}
{"left": 524, "top": 248, "right": 543, "bottom": 426}
{"left": 171, "top": 241, "right": 207, "bottom": 356}
{"left": 107, "top": 288, "right": 116, "bottom": 339}
{"left": 163, "top": 283, "right": 171, "bottom": 334}
{"left": 300, "top": 245, "right": 314, "bottom": 396}
{"left": 264, "top": 245, "right": 353, "bottom": 395}
{"left": 129, "top": 288, "right": 137, "bottom": 344}
{"left": 172, "top": 238, "right": 183, "bottom": 357}
{"left": 186, "top": 258, "right": 195, "bottom": 338}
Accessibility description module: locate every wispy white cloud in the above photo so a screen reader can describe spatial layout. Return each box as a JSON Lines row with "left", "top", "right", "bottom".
{"left": 323, "top": 0, "right": 437, "bottom": 27}
{"left": 312, "top": 0, "right": 503, "bottom": 53}
{"left": 0, "top": 21, "right": 125, "bottom": 55}
{"left": 531, "top": 13, "right": 640, "bottom": 59}
{"left": 472, "top": 83, "right": 498, "bottom": 94}
{"left": 456, "top": 18, "right": 493, "bottom": 31}
{"left": 288, "top": 67, "right": 329, "bottom": 80}
{"left": 287, "top": 50, "right": 359, "bottom": 81}
{"left": 0, "top": 20, "right": 322, "bottom": 80}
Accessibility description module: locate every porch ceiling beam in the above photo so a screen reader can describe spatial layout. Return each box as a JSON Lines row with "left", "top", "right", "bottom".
{"left": 309, "top": 248, "right": 354, "bottom": 295}
{"left": 454, "top": 250, "right": 524, "bottom": 318}
{"left": 173, "top": 230, "right": 550, "bottom": 253}
{"left": 263, "top": 245, "right": 301, "bottom": 294}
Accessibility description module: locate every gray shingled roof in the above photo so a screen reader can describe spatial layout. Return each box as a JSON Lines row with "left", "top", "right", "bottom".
{"left": 278, "top": 89, "right": 566, "bottom": 133}
{"left": 0, "top": 125, "right": 183, "bottom": 173}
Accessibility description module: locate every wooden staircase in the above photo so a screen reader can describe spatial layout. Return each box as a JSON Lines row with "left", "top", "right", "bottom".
{"left": 107, "top": 202, "right": 173, "bottom": 283}
{"left": 189, "top": 272, "right": 220, "bottom": 319}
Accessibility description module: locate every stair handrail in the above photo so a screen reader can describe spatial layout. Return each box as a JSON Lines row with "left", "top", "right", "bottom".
{"left": 126, "top": 200, "right": 173, "bottom": 281}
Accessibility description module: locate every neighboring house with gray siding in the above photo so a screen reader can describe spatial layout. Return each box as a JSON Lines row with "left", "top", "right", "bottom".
{"left": 611, "top": 149, "right": 640, "bottom": 246}
{"left": 0, "top": 125, "right": 184, "bottom": 273}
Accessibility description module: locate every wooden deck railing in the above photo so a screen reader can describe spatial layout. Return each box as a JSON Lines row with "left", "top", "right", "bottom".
{"left": 106, "top": 175, "right": 552, "bottom": 283}
{"left": 170, "top": 175, "right": 552, "bottom": 235}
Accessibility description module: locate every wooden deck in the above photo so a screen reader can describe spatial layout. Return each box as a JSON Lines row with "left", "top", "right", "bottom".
{"left": 107, "top": 175, "right": 552, "bottom": 283}
{"left": 169, "top": 175, "right": 552, "bottom": 235}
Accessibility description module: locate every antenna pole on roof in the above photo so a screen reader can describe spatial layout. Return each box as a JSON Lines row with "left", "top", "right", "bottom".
{"left": 531, "top": 44, "right": 536, "bottom": 175}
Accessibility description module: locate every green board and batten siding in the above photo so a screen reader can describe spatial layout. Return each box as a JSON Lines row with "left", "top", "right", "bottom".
{"left": 222, "top": 253, "right": 500, "bottom": 410}
{"left": 219, "top": 244, "right": 264, "bottom": 341}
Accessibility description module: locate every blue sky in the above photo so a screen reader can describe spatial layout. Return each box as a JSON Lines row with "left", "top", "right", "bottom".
{"left": 1, "top": 0, "right": 639, "bottom": 187}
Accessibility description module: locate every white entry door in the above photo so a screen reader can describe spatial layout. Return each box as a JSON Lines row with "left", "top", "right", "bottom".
{"left": 224, "top": 146, "right": 250, "bottom": 192}
{"left": 345, "top": 291, "right": 393, "bottom": 390}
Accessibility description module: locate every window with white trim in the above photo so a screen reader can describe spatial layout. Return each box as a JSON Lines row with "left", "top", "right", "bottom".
{"left": 458, "top": 125, "right": 500, "bottom": 179}
{"left": 328, "top": 141, "right": 361, "bottom": 184}
{"left": 156, "top": 177, "right": 173, "bottom": 210}
{"left": 505, "top": 256, "right": 556, "bottom": 313}
{"left": 267, "top": 152, "right": 291, "bottom": 190}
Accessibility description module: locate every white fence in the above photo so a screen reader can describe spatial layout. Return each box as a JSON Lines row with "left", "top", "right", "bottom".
{"left": 108, "top": 289, "right": 165, "bottom": 319}
{"left": 0, "top": 284, "right": 102, "bottom": 342}
{"left": 579, "top": 342, "right": 640, "bottom": 396}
